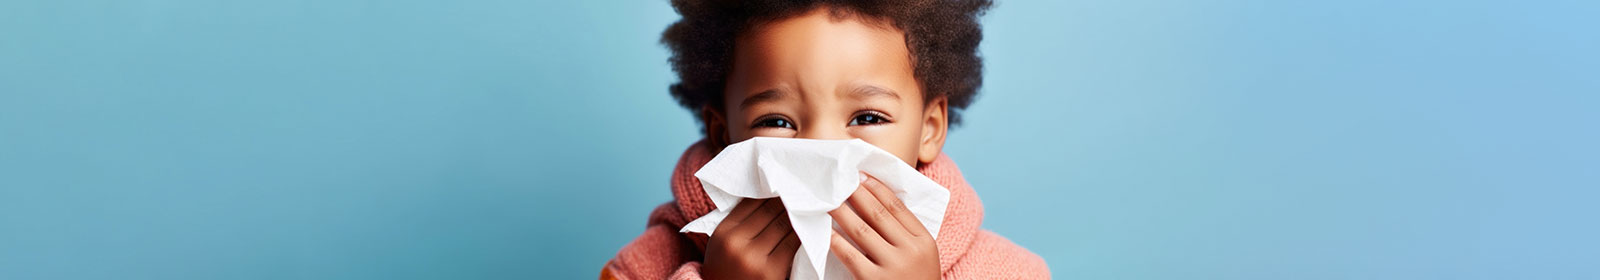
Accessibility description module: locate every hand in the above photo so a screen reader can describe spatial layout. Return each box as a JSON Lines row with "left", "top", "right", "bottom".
{"left": 702, "top": 198, "right": 802, "bottom": 280}
{"left": 829, "top": 176, "right": 941, "bottom": 280}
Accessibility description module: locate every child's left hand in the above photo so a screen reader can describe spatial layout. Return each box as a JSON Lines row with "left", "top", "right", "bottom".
{"left": 827, "top": 176, "right": 940, "bottom": 280}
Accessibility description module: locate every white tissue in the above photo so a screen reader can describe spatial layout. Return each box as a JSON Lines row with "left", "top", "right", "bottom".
{"left": 680, "top": 137, "right": 950, "bottom": 280}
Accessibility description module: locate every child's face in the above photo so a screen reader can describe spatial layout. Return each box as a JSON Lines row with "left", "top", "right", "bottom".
{"left": 712, "top": 8, "right": 948, "bottom": 166}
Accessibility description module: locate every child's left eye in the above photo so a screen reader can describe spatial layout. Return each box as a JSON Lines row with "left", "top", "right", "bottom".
{"left": 849, "top": 112, "right": 891, "bottom": 126}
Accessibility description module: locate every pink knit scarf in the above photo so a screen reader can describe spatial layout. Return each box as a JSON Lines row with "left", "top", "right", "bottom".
{"left": 604, "top": 140, "right": 1049, "bottom": 279}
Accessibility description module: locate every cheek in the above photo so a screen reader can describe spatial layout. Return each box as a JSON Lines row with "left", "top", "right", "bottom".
{"left": 720, "top": 112, "right": 755, "bottom": 142}
{"left": 721, "top": 117, "right": 753, "bottom": 143}
{"left": 724, "top": 126, "right": 760, "bottom": 143}
{"left": 746, "top": 128, "right": 797, "bottom": 139}
{"left": 724, "top": 120, "right": 796, "bottom": 142}
{"left": 853, "top": 124, "right": 923, "bottom": 166}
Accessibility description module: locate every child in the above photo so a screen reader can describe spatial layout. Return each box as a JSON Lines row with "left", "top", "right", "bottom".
{"left": 603, "top": 0, "right": 1048, "bottom": 279}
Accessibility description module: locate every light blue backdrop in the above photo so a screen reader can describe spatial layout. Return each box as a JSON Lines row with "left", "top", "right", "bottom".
{"left": 2, "top": 0, "right": 1596, "bottom": 279}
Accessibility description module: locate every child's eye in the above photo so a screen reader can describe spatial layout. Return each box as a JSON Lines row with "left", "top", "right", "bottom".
{"left": 753, "top": 117, "right": 795, "bottom": 129}
{"left": 849, "top": 111, "right": 891, "bottom": 126}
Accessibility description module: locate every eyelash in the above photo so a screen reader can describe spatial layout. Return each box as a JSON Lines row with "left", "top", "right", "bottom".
{"left": 849, "top": 111, "right": 892, "bottom": 126}
{"left": 752, "top": 115, "right": 795, "bottom": 129}
{"left": 751, "top": 111, "right": 892, "bottom": 130}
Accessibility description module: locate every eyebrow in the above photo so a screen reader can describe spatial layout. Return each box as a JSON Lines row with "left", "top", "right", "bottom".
{"left": 739, "top": 86, "right": 900, "bottom": 110}
{"left": 851, "top": 85, "right": 902, "bottom": 101}
{"left": 739, "top": 89, "right": 786, "bottom": 110}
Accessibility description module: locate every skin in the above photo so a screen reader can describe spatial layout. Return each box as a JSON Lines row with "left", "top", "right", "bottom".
{"left": 699, "top": 7, "right": 947, "bottom": 280}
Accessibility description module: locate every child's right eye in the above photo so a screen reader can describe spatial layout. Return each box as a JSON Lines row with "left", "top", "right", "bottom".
{"left": 753, "top": 117, "right": 795, "bottom": 129}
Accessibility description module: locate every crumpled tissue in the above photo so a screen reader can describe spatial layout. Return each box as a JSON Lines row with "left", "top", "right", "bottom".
{"left": 680, "top": 137, "right": 950, "bottom": 280}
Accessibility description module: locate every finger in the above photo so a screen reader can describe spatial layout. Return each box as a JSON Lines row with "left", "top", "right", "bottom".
{"left": 829, "top": 202, "right": 894, "bottom": 258}
{"left": 751, "top": 208, "right": 792, "bottom": 249}
{"left": 846, "top": 182, "right": 912, "bottom": 245}
{"left": 769, "top": 229, "right": 801, "bottom": 260}
{"left": 714, "top": 198, "right": 768, "bottom": 235}
{"left": 830, "top": 231, "right": 877, "bottom": 276}
{"left": 862, "top": 176, "right": 931, "bottom": 238}
{"left": 735, "top": 198, "right": 785, "bottom": 233}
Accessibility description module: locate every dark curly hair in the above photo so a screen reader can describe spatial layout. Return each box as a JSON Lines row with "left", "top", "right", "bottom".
{"left": 662, "top": 0, "right": 994, "bottom": 132}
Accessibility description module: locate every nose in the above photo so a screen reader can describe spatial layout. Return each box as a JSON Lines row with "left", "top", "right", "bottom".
{"left": 796, "top": 119, "right": 852, "bottom": 140}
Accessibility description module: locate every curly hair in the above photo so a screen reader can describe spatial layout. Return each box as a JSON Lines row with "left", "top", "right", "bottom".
{"left": 662, "top": 0, "right": 993, "bottom": 131}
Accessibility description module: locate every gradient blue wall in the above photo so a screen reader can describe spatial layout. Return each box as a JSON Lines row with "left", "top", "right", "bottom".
{"left": 2, "top": 0, "right": 1596, "bottom": 279}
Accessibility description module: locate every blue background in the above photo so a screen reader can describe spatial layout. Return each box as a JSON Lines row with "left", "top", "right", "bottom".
{"left": 2, "top": 0, "right": 1596, "bottom": 279}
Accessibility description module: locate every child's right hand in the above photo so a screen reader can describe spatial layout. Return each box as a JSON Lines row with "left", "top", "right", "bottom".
{"left": 702, "top": 198, "right": 801, "bottom": 280}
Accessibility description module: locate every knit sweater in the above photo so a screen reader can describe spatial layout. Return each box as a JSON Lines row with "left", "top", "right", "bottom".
{"left": 602, "top": 141, "right": 1050, "bottom": 279}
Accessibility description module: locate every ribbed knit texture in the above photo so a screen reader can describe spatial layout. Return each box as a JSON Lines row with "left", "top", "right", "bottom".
{"left": 602, "top": 140, "right": 1049, "bottom": 279}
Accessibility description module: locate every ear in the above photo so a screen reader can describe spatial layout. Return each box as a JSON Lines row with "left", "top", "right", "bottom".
{"left": 917, "top": 96, "right": 949, "bottom": 164}
{"left": 700, "top": 105, "right": 731, "bottom": 150}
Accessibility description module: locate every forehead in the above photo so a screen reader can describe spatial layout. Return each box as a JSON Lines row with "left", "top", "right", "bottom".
{"left": 725, "top": 8, "right": 919, "bottom": 104}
